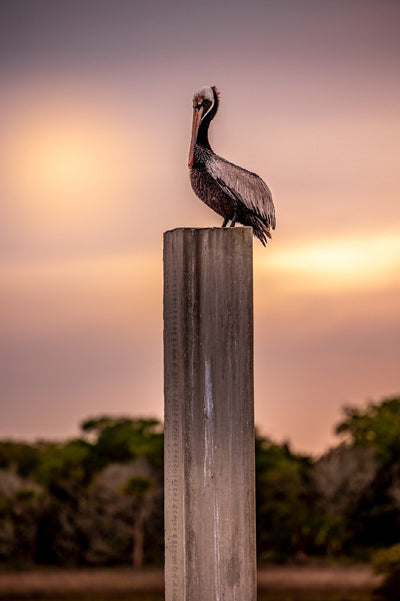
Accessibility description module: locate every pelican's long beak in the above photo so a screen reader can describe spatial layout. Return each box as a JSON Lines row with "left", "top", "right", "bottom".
{"left": 188, "top": 106, "right": 203, "bottom": 169}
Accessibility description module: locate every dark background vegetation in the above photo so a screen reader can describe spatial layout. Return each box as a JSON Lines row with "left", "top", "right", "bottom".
{"left": 1, "top": 396, "right": 400, "bottom": 570}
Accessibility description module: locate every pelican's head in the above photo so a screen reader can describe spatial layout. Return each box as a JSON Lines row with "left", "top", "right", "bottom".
{"left": 188, "top": 86, "right": 219, "bottom": 168}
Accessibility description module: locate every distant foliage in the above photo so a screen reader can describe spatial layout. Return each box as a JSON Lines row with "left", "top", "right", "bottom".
{"left": 334, "top": 396, "right": 400, "bottom": 553}
{"left": 336, "top": 397, "right": 400, "bottom": 460}
{"left": 0, "top": 396, "right": 400, "bottom": 567}
{"left": 372, "top": 543, "right": 400, "bottom": 600}
{"left": 0, "top": 441, "right": 41, "bottom": 477}
{"left": 0, "top": 417, "right": 164, "bottom": 568}
{"left": 373, "top": 543, "right": 400, "bottom": 574}
{"left": 255, "top": 436, "right": 316, "bottom": 562}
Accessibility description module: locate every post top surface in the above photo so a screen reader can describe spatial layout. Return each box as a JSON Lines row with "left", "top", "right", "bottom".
{"left": 164, "top": 226, "right": 253, "bottom": 238}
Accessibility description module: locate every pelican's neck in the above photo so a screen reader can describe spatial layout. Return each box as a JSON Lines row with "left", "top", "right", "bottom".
{"left": 196, "top": 113, "right": 212, "bottom": 151}
{"left": 196, "top": 86, "right": 219, "bottom": 152}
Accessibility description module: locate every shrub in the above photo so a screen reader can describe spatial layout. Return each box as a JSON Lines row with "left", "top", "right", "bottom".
{"left": 372, "top": 543, "right": 400, "bottom": 600}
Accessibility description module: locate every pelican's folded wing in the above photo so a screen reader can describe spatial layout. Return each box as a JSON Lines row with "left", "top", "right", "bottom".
{"left": 205, "top": 153, "right": 276, "bottom": 230}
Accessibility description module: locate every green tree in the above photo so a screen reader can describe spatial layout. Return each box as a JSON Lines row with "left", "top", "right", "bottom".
{"left": 34, "top": 439, "right": 92, "bottom": 495}
{"left": 32, "top": 440, "right": 92, "bottom": 565}
{"left": 372, "top": 543, "right": 400, "bottom": 600}
{"left": 312, "top": 444, "right": 377, "bottom": 557}
{"left": 334, "top": 396, "right": 400, "bottom": 552}
{"left": 0, "top": 466, "right": 44, "bottom": 566}
{"left": 81, "top": 416, "right": 163, "bottom": 473}
{"left": 122, "top": 475, "right": 153, "bottom": 570}
{"left": 255, "top": 433, "right": 315, "bottom": 562}
{"left": 336, "top": 397, "right": 400, "bottom": 461}
{"left": 0, "top": 441, "right": 41, "bottom": 478}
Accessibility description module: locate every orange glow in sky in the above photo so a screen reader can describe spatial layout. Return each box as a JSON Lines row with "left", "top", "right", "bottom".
{"left": 2, "top": 104, "right": 137, "bottom": 229}
{"left": 260, "top": 233, "right": 400, "bottom": 293}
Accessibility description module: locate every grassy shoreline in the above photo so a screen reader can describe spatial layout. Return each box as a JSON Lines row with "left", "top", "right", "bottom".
{"left": 0, "top": 565, "right": 382, "bottom": 599}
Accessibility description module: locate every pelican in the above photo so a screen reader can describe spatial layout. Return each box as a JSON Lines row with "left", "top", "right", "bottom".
{"left": 188, "top": 86, "right": 276, "bottom": 246}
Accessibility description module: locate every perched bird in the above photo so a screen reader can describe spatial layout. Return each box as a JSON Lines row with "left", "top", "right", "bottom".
{"left": 188, "top": 86, "right": 276, "bottom": 246}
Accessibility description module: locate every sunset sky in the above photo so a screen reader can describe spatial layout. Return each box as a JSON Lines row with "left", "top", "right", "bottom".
{"left": 1, "top": 0, "right": 399, "bottom": 455}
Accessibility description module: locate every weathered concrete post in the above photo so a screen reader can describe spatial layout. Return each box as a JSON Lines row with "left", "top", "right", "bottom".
{"left": 163, "top": 227, "right": 256, "bottom": 601}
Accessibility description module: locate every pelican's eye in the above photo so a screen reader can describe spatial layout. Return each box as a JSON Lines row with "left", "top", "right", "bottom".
{"left": 192, "top": 96, "right": 212, "bottom": 117}
{"left": 193, "top": 95, "right": 205, "bottom": 108}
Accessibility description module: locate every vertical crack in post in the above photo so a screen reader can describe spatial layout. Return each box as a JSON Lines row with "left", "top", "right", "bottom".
{"left": 204, "top": 358, "right": 221, "bottom": 600}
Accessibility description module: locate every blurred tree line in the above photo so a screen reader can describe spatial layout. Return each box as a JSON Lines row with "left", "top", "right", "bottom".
{"left": 0, "top": 396, "right": 400, "bottom": 569}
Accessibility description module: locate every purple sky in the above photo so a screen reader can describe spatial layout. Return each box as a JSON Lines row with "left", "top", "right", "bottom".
{"left": 1, "top": 0, "right": 399, "bottom": 454}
